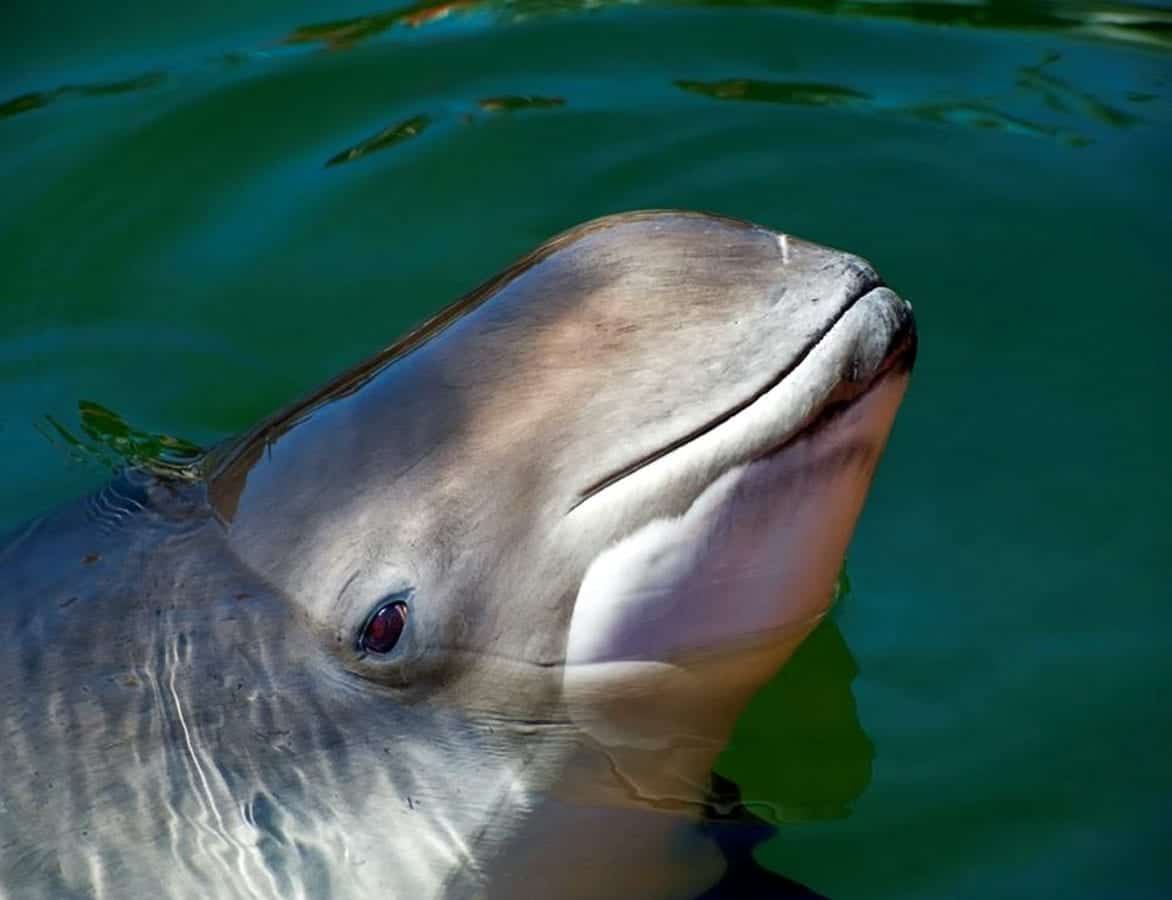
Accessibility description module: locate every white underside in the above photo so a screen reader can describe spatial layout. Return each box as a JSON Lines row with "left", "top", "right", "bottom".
{"left": 564, "top": 371, "right": 908, "bottom": 750}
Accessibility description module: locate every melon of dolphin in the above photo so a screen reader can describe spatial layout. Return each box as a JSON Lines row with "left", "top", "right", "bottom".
{"left": 0, "top": 211, "right": 915, "bottom": 899}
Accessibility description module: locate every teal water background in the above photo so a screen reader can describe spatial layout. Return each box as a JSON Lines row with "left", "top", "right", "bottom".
{"left": 2, "top": 2, "right": 1169, "bottom": 897}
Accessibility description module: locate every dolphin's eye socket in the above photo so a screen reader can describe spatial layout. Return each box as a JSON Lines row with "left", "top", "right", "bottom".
{"left": 360, "top": 601, "right": 408, "bottom": 655}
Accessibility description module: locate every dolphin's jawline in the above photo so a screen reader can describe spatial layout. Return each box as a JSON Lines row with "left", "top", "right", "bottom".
{"left": 569, "top": 279, "right": 891, "bottom": 511}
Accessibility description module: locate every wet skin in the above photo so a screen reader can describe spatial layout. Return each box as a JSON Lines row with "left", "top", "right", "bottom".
{"left": 0, "top": 211, "right": 914, "bottom": 899}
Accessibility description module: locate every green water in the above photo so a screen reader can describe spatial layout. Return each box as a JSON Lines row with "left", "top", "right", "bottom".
{"left": 2, "top": 2, "right": 1169, "bottom": 896}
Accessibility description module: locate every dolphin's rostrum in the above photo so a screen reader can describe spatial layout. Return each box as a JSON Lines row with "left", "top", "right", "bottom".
{"left": 0, "top": 211, "right": 915, "bottom": 899}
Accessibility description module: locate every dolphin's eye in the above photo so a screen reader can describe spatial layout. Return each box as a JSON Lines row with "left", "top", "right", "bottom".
{"left": 360, "top": 601, "right": 408, "bottom": 655}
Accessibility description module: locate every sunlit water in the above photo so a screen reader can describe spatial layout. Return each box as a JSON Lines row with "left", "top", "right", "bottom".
{"left": 2, "top": 2, "right": 1170, "bottom": 897}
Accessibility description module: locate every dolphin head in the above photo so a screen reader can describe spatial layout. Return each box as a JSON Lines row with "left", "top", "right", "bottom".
{"left": 1, "top": 211, "right": 914, "bottom": 899}
{"left": 212, "top": 210, "right": 913, "bottom": 736}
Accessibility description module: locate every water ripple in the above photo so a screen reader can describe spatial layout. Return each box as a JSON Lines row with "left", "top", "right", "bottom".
{"left": 39, "top": 401, "right": 204, "bottom": 479}
{"left": 280, "top": 0, "right": 1172, "bottom": 52}
{"left": 324, "top": 114, "right": 432, "bottom": 167}
{"left": 0, "top": 72, "right": 167, "bottom": 120}
{"left": 675, "top": 78, "right": 869, "bottom": 106}
{"left": 478, "top": 95, "right": 567, "bottom": 111}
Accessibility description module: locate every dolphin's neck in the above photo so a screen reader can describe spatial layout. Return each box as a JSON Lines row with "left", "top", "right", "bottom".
{"left": 472, "top": 793, "right": 726, "bottom": 900}
{"left": 456, "top": 730, "right": 729, "bottom": 898}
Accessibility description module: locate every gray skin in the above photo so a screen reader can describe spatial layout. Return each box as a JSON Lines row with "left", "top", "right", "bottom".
{"left": 0, "top": 211, "right": 915, "bottom": 900}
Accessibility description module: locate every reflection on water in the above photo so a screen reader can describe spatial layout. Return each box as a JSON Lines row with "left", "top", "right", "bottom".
{"left": 906, "top": 99, "right": 1092, "bottom": 146}
{"left": 1017, "top": 50, "right": 1140, "bottom": 127}
{"left": 0, "top": 94, "right": 46, "bottom": 118}
{"left": 279, "top": 0, "right": 1172, "bottom": 52}
{"left": 39, "top": 401, "right": 203, "bottom": 479}
{"left": 282, "top": 9, "right": 402, "bottom": 49}
{"left": 325, "top": 114, "right": 432, "bottom": 167}
{"left": 1, "top": 0, "right": 1167, "bottom": 123}
{"left": 717, "top": 617, "right": 872, "bottom": 824}
{"left": 479, "top": 95, "right": 567, "bottom": 112}
{"left": 1, "top": 17, "right": 1154, "bottom": 166}
{"left": 673, "top": 48, "right": 1151, "bottom": 148}
{"left": 0, "top": 0, "right": 1161, "bottom": 171}
{"left": 70, "top": 71, "right": 169, "bottom": 97}
{"left": 676, "top": 79, "right": 869, "bottom": 106}
{"left": 0, "top": 72, "right": 166, "bottom": 119}
{"left": 284, "top": 0, "right": 484, "bottom": 48}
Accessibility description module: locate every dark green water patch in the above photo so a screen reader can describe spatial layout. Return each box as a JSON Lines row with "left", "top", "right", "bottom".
{"left": 279, "top": 0, "right": 1172, "bottom": 52}
{"left": 716, "top": 617, "right": 873, "bottom": 823}
{"left": 325, "top": 114, "right": 432, "bottom": 167}
{"left": 905, "top": 100, "right": 1092, "bottom": 146}
{"left": 676, "top": 78, "right": 869, "bottom": 106}
{"left": 478, "top": 95, "right": 566, "bottom": 111}
{"left": 70, "top": 71, "right": 168, "bottom": 97}
{"left": 715, "top": 565, "right": 862, "bottom": 823}
{"left": 0, "top": 71, "right": 166, "bottom": 119}
{"left": 3, "top": 2, "right": 1165, "bottom": 129}
{"left": 0, "top": 93, "right": 50, "bottom": 118}
{"left": 675, "top": 66, "right": 1119, "bottom": 146}
{"left": 1016, "top": 51, "right": 1140, "bottom": 127}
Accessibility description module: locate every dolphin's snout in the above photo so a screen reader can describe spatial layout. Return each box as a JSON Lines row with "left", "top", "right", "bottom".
{"left": 766, "top": 227, "right": 915, "bottom": 384}
{"left": 574, "top": 228, "right": 915, "bottom": 513}
{"left": 839, "top": 286, "right": 917, "bottom": 386}
{"left": 566, "top": 223, "right": 916, "bottom": 754}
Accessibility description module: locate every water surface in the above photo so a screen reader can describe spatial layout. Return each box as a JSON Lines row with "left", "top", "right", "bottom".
{"left": 2, "top": 2, "right": 1169, "bottom": 897}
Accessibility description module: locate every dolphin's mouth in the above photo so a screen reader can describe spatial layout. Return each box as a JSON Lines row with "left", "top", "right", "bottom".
{"left": 571, "top": 280, "right": 915, "bottom": 510}
{"left": 751, "top": 308, "right": 917, "bottom": 463}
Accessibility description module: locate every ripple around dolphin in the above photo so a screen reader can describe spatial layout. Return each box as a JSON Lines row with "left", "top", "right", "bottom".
{"left": 39, "top": 400, "right": 204, "bottom": 478}
{"left": 715, "top": 616, "right": 873, "bottom": 825}
{"left": 478, "top": 95, "right": 567, "bottom": 112}
{"left": 1, "top": 1, "right": 1167, "bottom": 124}
{"left": 1015, "top": 50, "right": 1140, "bottom": 128}
{"left": 277, "top": 0, "right": 1172, "bottom": 52}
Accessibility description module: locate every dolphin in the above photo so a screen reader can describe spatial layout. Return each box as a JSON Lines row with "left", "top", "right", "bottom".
{"left": 0, "top": 211, "right": 915, "bottom": 899}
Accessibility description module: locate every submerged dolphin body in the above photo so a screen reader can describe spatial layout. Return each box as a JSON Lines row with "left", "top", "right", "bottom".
{"left": 0, "top": 212, "right": 914, "bottom": 899}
